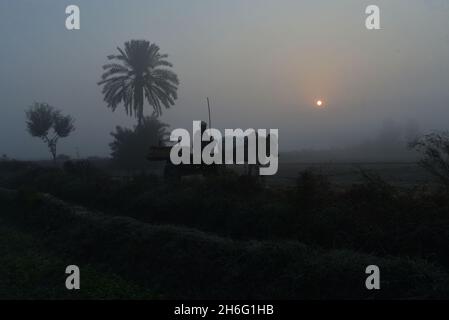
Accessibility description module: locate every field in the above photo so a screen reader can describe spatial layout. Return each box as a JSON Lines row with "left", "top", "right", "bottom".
{"left": 270, "top": 162, "right": 432, "bottom": 187}
{"left": 138, "top": 161, "right": 432, "bottom": 187}
{"left": 1, "top": 158, "right": 449, "bottom": 299}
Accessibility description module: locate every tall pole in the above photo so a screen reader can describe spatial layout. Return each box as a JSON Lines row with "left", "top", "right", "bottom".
{"left": 207, "top": 97, "right": 212, "bottom": 129}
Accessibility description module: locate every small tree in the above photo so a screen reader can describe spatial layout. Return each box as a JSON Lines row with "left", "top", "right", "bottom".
{"left": 410, "top": 132, "right": 449, "bottom": 187}
{"left": 26, "top": 103, "right": 75, "bottom": 162}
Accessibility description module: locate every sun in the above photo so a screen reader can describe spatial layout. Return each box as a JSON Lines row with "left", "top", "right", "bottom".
{"left": 315, "top": 100, "right": 324, "bottom": 108}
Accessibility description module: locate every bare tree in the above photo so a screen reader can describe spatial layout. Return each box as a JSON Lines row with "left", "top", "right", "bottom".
{"left": 410, "top": 132, "right": 449, "bottom": 187}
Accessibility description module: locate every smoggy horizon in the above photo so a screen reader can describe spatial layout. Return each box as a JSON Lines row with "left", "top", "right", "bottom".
{"left": 1, "top": 0, "right": 449, "bottom": 160}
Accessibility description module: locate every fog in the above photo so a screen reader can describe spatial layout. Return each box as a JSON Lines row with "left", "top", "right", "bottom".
{"left": 1, "top": 0, "right": 449, "bottom": 159}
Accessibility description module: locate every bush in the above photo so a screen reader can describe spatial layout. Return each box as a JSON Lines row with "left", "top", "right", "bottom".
{"left": 110, "top": 116, "right": 169, "bottom": 171}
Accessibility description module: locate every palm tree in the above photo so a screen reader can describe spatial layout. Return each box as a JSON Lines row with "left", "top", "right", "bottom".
{"left": 98, "top": 40, "right": 179, "bottom": 124}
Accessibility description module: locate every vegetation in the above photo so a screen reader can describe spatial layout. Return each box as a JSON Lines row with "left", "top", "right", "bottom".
{"left": 2, "top": 135, "right": 449, "bottom": 298}
{"left": 7, "top": 36, "right": 449, "bottom": 300}
{"left": 3, "top": 129, "right": 449, "bottom": 298}
{"left": 1, "top": 189, "right": 448, "bottom": 299}
{"left": 410, "top": 131, "right": 449, "bottom": 187}
{"left": 25, "top": 103, "right": 75, "bottom": 162}
{"left": 0, "top": 216, "right": 157, "bottom": 299}
{"left": 110, "top": 115, "right": 169, "bottom": 171}
{"left": 98, "top": 40, "right": 179, "bottom": 124}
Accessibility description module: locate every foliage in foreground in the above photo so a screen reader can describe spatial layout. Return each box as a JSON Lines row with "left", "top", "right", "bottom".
{"left": 1, "top": 191, "right": 448, "bottom": 299}
{"left": 3, "top": 161, "right": 449, "bottom": 270}
{"left": 0, "top": 216, "right": 157, "bottom": 299}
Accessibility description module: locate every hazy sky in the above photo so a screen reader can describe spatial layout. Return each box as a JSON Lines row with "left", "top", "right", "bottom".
{"left": 1, "top": 0, "right": 449, "bottom": 159}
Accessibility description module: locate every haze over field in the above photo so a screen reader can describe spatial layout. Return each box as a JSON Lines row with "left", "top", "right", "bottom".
{"left": 1, "top": 0, "right": 449, "bottom": 159}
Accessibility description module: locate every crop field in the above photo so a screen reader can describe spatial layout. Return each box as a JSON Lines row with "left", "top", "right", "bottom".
{"left": 267, "top": 162, "right": 432, "bottom": 187}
